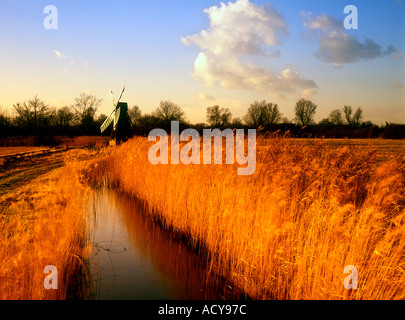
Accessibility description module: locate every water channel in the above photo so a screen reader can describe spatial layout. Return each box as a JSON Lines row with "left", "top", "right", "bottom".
{"left": 86, "top": 188, "right": 245, "bottom": 300}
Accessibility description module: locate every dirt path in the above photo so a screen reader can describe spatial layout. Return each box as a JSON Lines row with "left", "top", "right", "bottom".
{"left": 0, "top": 147, "right": 102, "bottom": 196}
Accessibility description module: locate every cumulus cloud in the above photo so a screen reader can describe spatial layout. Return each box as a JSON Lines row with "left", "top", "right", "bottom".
{"left": 182, "top": 0, "right": 288, "bottom": 56}
{"left": 193, "top": 52, "right": 316, "bottom": 96}
{"left": 182, "top": 0, "right": 317, "bottom": 97}
{"left": 301, "top": 11, "right": 398, "bottom": 65}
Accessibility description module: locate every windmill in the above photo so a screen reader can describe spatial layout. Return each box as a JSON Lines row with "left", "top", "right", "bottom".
{"left": 100, "top": 85, "right": 132, "bottom": 145}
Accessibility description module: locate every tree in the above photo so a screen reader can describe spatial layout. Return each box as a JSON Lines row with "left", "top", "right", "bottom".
{"left": 243, "top": 100, "right": 282, "bottom": 127}
{"left": 154, "top": 100, "right": 185, "bottom": 122}
{"left": 352, "top": 108, "right": 363, "bottom": 127}
{"left": 55, "top": 106, "right": 75, "bottom": 128}
{"left": 281, "top": 117, "right": 290, "bottom": 124}
{"left": 231, "top": 117, "right": 243, "bottom": 128}
{"left": 206, "top": 105, "right": 232, "bottom": 127}
{"left": 13, "top": 95, "right": 50, "bottom": 131}
{"left": 128, "top": 105, "right": 142, "bottom": 126}
{"left": 328, "top": 109, "right": 344, "bottom": 125}
{"left": 72, "top": 93, "right": 102, "bottom": 126}
{"left": 343, "top": 105, "right": 353, "bottom": 126}
{"left": 343, "top": 105, "right": 363, "bottom": 127}
{"left": 294, "top": 99, "right": 317, "bottom": 126}
{"left": 96, "top": 114, "right": 108, "bottom": 128}
{"left": 0, "top": 107, "right": 12, "bottom": 135}
{"left": 134, "top": 113, "right": 162, "bottom": 135}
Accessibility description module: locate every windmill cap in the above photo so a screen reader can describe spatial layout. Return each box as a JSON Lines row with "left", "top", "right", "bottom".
{"left": 117, "top": 102, "right": 128, "bottom": 110}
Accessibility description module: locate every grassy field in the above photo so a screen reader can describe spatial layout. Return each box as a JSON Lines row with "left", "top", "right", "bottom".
{"left": 0, "top": 135, "right": 404, "bottom": 300}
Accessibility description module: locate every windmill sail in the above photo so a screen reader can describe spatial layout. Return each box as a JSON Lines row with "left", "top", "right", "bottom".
{"left": 114, "top": 105, "right": 121, "bottom": 129}
{"left": 100, "top": 85, "right": 126, "bottom": 134}
{"left": 100, "top": 110, "right": 116, "bottom": 133}
{"left": 117, "top": 85, "right": 126, "bottom": 104}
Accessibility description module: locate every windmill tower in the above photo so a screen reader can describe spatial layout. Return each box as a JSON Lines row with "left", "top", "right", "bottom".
{"left": 100, "top": 85, "right": 132, "bottom": 145}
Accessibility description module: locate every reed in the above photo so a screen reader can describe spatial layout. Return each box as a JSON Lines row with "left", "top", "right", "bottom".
{"left": 0, "top": 152, "right": 93, "bottom": 300}
{"left": 92, "top": 134, "right": 404, "bottom": 300}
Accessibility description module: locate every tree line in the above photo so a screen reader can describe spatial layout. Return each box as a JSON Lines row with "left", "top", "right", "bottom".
{"left": 0, "top": 94, "right": 404, "bottom": 141}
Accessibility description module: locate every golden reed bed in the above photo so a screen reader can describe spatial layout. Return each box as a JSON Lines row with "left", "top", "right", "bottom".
{"left": 1, "top": 135, "right": 404, "bottom": 300}
{"left": 88, "top": 134, "right": 405, "bottom": 300}
{"left": 0, "top": 149, "right": 94, "bottom": 300}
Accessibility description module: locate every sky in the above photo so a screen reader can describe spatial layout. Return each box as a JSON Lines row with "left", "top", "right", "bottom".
{"left": 0, "top": 0, "right": 404, "bottom": 125}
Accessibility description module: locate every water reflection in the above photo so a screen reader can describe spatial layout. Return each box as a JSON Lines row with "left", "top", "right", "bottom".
{"left": 88, "top": 188, "right": 245, "bottom": 300}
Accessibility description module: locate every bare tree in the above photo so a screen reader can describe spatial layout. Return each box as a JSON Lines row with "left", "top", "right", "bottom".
{"left": 231, "top": 117, "right": 243, "bottom": 128}
{"left": 0, "top": 107, "right": 11, "bottom": 129}
{"left": 352, "top": 108, "right": 363, "bottom": 127}
{"left": 55, "top": 106, "right": 75, "bottom": 127}
{"left": 154, "top": 100, "right": 185, "bottom": 122}
{"left": 343, "top": 105, "right": 353, "bottom": 126}
{"left": 243, "top": 100, "right": 282, "bottom": 127}
{"left": 13, "top": 95, "right": 50, "bottom": 130}
{"left": 328, "top": 109, "right": 344, "bottom": 125}
{"left": 294, "top": 99, "right": 317, "bottom": 126}
{"left": 72, "top": 93, "right": 102, "bottom": 125}
{"left": 128, "top": 105, "right": 142, "bottom": 125}
{"left": 206, "top": 105, "right": 232, "bottom": 127}
{"left": 266, "top": 103, "right": 282, "bottom": 125}
{"left": 343, "top": 105, "right": 363, "bottom": 127}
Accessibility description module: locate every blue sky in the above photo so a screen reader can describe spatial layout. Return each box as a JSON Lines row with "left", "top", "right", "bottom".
{"left": 0, "top": 0, "right": 404, "bottom": 124}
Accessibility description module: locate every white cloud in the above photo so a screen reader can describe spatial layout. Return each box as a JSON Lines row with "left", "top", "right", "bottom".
{"left": 182, "top": 0, "right": 288, "bottom": 56}
{"left": 182, "top": 0, "right": 317, "bottom": 98}
{"left": 54, "top": 50, "right": 66, "bottom": 59}
{"left": 193, "top": 52, "right": 316, "bottom": 99}
{"left": 301, "top": 11, "right": 398, "bottom": 65}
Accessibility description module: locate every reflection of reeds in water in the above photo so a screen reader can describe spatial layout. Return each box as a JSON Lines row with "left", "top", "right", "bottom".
{"left": 86, "top": 134, "right": 405, "bottom": 300}
{"left": 98, "top": 189, "right": 247, "bottom": 300}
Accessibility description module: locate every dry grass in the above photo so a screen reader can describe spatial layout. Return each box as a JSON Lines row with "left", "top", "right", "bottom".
{"left": 0, "top": 150, "right": 95, "bottom": 300}
{"left": 0, "top": 136, "right": 109, "bottom": 148}
{"left": 88, "top": 134, "right": 405, "bottom": 300}
{"left": 2, "top": 134, "right": 403, "bottom": 300}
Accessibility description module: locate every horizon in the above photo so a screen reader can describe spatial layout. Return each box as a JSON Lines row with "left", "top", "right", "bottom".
{"left": 0, "top": 0, "right": 404, "bottom": 126}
